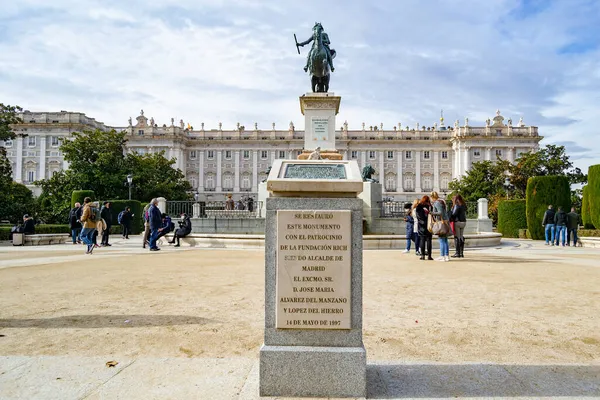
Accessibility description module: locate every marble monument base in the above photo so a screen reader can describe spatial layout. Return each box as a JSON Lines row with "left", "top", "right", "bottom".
{"left": 297, "top": 149, "right": 343, "bottom": 160}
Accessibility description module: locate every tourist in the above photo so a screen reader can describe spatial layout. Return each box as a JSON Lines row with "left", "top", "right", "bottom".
{"left": 553, "top": 206, "right": 568, "bottom": 247}
{"left": 169, "top": 213, "right": 192, "bottom": 247}
{"left": 431, "top": 192, "right": 450, "bottom": 262}
{"left": 541, "top": 205, "right": 556, "bottom": 246}
{"left": 22, "top": 214, "right": 35, "bottom": 235}
{"left": 236, "top": 199, "right": 245, "bottom": 211}
{"left": 155, "top": 213, "right": 174, "bottom": 241}
{"left": 142, "top": 201, "right": 152, "bottom": 249}
{"left": 120, "top": 207, "right": 133, "bottom": 239}
{"left": 80, "top": 197, "right": 97, "bottom": 254}
{"left": 450, "top": 195, "right": 467, "bottom": 258}
{"left": 69, "top": 202, "right": 82, "bottom": 244}
{"left": 100, "top": 201, "right": 113, "bottom": 246}
{"left": 91, "top": 202, "right": 102, "bottom": 248}
{"left": 225, "top": 194, "right": 234, "bottom": 211}
{"left": 148, "top": 198, "right": 162, "bottom": 251}
{"left": 411, "top": 199, "right": 420, "bottom": 256}
{"left": 247, "top": 197, "right": 254, "bottom": 213}
{"left": 415, "top": 195, "right": 433, "bottom": 261}
{"left": 567, "top": 207, "right": 581, "bottom": 247}
{"left": 403, "top": 202, "right": 414, "bottom": 253}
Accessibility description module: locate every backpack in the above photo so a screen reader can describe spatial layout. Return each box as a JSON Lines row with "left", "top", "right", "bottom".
{"left": 90, "top": 207, "right": 101, "bottom": 222}
{"left": 118, "top": 211, "right": 125, "bottom": 224}
{"left": 169, "top": 221, "right": 175, "bottom": 232}
{"left": 69, "top": 209, "right": 77, "bottom": 224}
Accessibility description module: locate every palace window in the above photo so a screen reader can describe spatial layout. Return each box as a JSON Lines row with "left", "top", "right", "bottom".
{"left": 496, "top": 129, "right": 502, "bottom": 136}
{"left": 424, "top": 151, "right": 430, "bottom": 159}
{"left": 205, "top": 174, "right": 215, "bottom": 189}
{"left": 496, "top": 149, "right": 503, "bottom": 157}
{"left": 473, "top": 149, "right": 481, "bottom": 157}
{"left": 138, "top": 130, "right": 144, "bottom": 136}
{"left": 224, "top": 150, "right": 231, "bottom": 159}
{"left": 387, "top": 151, "right": 394, "bottom": 159}
{"left": 369, "top": 151, "right": 376, "bottom": 159}
{"left": 51, "top": 136, "right": 59, "bottom": 147}
{"left": 28, "top": 136, "right": 36, "bottom": 147}
{"left": 223, "top": 174, "right": 233, "bottom": 190}
{"left": 207, "top": 150, "right": 214, "bottom": 159}
{"left": 404, "top": 176, "right": 414, "bottom": 190}
{"left": 189, "top": 177, "right": 197, "bottom": 188}
{"left": 243, "top": 150, "right": 250, "bottom": 159}
{"left": 242, "top": 175, "right": 251, "bottom": 189}
{"left": 441, "top": 175, "right": 450, "bottom": 190}
{"left": 261, "top": 150, "right": 268, "bottom": 159}
{"left": 405, "top": 151, "right": 412, "bottom": 159}
{"left": 385, "top": 176, "right": 396, "bottom": 191}
{"left": 190, "top": 150, "right": 197, "bottom": 160}
{"left": 423, "top": 175, "right": 432, "bottom": 191}
{"left": 4, "top": 139, "right": 12, "bottom": 147}
{"left": 27, "top": 170, "right": 35, "bottom": 182}
{"left": 351, "top": 151, "right": 358, "bottom": 159}
{"left": 441, "top": 151, "right": 448, "bottom": 159}
{"left": 279, "top": 150, "right": 286, "bottom": 159}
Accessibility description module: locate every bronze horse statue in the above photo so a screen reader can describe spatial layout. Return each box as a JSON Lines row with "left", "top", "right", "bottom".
{"left": 296, "top": 23, "right": 336, "bottom": 93}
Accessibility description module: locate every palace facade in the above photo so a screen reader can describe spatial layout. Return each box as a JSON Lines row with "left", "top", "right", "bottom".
{"left": 6, "top": 109, "right": 541, "bottom": 201}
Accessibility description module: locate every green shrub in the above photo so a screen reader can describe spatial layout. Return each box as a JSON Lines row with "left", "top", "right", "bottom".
{"left": 103, "top": 200, "right": 143, "bottom": 234}
{"left": 588, "top": 165, "right": 600, "bottom": 229}
{"left": 578, "top": 229, "right": 600, "bottom": 238}
{"left": 0, "top": 224, "right": 70, "bottom": 241}
{"left": 71, "top": 190, "right": 95, "bottom": 208}
{"left": 581, "top": 186, "right": 594, "bottom": 229}
{"left": 526, "top": 176, "right": 571, "bottom": 240}
{"left": 497, "top": 200, "right": 527, "bottom": 238}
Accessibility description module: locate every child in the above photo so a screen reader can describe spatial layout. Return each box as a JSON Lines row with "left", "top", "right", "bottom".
{"left": 403, "top": 202, "right": 414, "bottom": 253}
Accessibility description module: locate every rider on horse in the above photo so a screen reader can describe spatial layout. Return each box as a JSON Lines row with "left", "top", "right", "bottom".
{"left": 297, "top": 22, "right": 336, "bottom": 73}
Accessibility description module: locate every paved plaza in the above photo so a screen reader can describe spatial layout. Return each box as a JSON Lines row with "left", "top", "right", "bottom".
{"left": 0, "top": 238, "right": 598, "bottom": 399}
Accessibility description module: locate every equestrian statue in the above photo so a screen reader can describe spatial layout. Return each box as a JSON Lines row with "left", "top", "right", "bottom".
{"left": 295, "top": 22, "right": 336, "bottom": 93}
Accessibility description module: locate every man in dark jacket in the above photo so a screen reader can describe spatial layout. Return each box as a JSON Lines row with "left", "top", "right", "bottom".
{"left": 553, "top": 206, "right": 568, "bottom": 246}
{"left": 121, "top": 207, "right": 133, "bottom": 239}
{"left": 566, "top": 207, "right": 581, "bottom": 247}
{"left": 148, "top": 198, "right": 162, "bottom": 251}
{"left": 541, "top": 205, "right": 556, "bottom": 246}
{"left": 100, "top": 202, "right": 113, "bottom": 246}
{"left": 69, "top": 203, "right": 82, "bottom": 244}
{"left": 23, "top": 215, "right": 35, "bottom": 234}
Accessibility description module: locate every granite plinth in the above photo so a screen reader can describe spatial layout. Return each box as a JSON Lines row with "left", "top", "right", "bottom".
{"left": 259, "top": 345, "right": 366, "bottom": 398}
{"left": 297, "top": 150, "right": 343, "bottom": 160}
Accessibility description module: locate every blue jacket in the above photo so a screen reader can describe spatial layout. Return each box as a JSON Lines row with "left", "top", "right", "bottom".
{"left": 149, "top": 204, "right": 162, "bottom": 230}
{"left": 161, "top": 215, "right": 173, "bottom": 232}
{"left": 405, "top": 214, "right": 414, "bottom": 238}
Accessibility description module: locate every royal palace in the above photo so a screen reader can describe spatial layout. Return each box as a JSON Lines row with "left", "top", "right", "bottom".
{"left": 5, "top": 109, "right": 541, "bottom": 201}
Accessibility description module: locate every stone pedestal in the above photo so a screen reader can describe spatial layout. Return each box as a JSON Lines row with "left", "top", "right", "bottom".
{"left": 358, "top": 182, "right": 383, "bottom": 233}
{"left": 299, "top": 93, "right": 341, "bottom": 153}
{"left": 259, "top": 159, "right": 366, "bottom": 398}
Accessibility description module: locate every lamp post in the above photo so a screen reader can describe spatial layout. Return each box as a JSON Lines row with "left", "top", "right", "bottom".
{"left": 504, "top": 176, "right": 512, "bottom": 200}
{"left": 127, "top": 174, "right": 133, "bottom": 200}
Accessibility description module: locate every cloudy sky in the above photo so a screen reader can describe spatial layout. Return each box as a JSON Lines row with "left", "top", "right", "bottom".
{"left": 1, "top": 0, "right": 599, "bottom": 171}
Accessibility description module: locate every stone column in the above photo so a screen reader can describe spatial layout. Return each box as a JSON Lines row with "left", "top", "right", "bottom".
{"left": 396, "top": 151, "right": 403, "bottom": 193}
{"left": 15, "top": 136, "right": 23, "bottom": 183}
{"left": 433, "top": 150, "right": 439, "bottom": 192}
{"left": 478, "top": 198, "right": 489, "bottom": 219}
{"left": 508, "top": 147, "right": 515, "bottom": 163}
{"left": 39, "top": 135, "right": 46, "bottom": 180}
{"left": 378, "top": 151, "right": 384, "bottom": 191}
{"left": 485, "top": 147, "right": 492, "bottom": 161}
{"left": 252, "top": 150, "right": 259, "bottom": 193}
{"left": 198, "top": 150, "right": 205, "bottom": 192}
{"left": 455, "top": 143, "right": 462, "bottom": 177}
{"left": 216, "top": 150, "right": 222, "bottom": 192}
{"left": 271, "top": 150, "right": 276, "bottom": 167}
{"left": 234, "top": 150, "right": 240, "bottom": 193}
{"left": 361, "top": 151, "right": 367, "bottom": 169}
{"left": 342, "top": 150, "right": 348, "bottom": 160}
{"left": 463, "top": 146, "right": 470, "bottom": 174}
{"left": 415, "top": 150, "right": 421, "bottom": 193}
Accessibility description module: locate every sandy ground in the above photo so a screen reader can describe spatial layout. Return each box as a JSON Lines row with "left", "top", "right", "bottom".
{"left": 0, "top": 242, "right": 599, "bottom": 365}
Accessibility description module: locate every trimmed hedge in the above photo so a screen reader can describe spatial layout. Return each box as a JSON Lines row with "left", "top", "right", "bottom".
{"left": 0, "top": 224, "right": 70, "bottom": 241}
{"left": 103, "top": 200, "right": 143, "bottom": 234}
{"left": 71, "top": 190, "right": 95, "bottom": 208}
{"left": 588, "top": 165, "right": 600, "bottom": 230}
{"left": 497, "top": 200, "right": 527, "bottom": 238}
{"left": 526, "top": 176, "right": 571, "bottom": 240}
{"left": 581, "top": 186, "right": 594, "bottom": 228}
{"left": 578, "top": 229, "right": 600, "bottom": 238}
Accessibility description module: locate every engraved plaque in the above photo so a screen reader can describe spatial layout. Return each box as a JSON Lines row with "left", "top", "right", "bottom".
{"left": 283, "top": 163, "right": 346, "bottom": 180}
{"left": 312, "top": 117, "right": 329, "bottom": 141}
{"left": 276, "top": 210, "right": 351, "bottom": 329}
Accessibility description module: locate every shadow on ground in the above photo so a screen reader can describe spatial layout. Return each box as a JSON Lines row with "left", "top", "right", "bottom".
{"left": 0, "top": 315, "right": 214, "bottom": 329}
{"left": 367, "top": 363, "right": 600, "bottom": 398}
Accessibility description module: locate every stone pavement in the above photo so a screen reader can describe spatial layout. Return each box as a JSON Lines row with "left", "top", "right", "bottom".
{"left": 1, "top": 237, "right": 599, "bottom": 399}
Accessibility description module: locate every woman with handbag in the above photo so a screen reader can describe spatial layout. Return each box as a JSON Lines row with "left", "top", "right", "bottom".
{"left": 431, "top": 192, "right": 451, "bottom": 262}
{"left": 415, "top": 195, "right": 433, "bottom": 261}
{"left": 451, "top": 194, "right": 467, "bottom": 258}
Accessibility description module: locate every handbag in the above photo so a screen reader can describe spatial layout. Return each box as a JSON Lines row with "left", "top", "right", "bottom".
{"left": 427, "top": 213, "right": 434, "bottom": 233}
{"left": 432, "top": 216, "right": 450, "bottom": 236}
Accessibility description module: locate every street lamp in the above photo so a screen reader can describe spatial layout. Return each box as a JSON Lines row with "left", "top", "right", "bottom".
{"left": 504, "top": 176, "right": 512, "bottom": 200}
{"left": 126, "top": 174, "right": 133, "bottom": 200}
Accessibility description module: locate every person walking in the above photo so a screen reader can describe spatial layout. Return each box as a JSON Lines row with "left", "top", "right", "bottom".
{"left": 69, "top": 202, "right": 82, "bottom": 245}
{"left": 542, "top": 205, "right": 556, "bottom": 246}
{"left": 148, "top": 198, "right": 162, "bottom": 251}
{"left": 169, "top": 213, "right": 192, "bottom": 247}
{"left": 450, "top": 195, "right": 467, "bottom": 258}
{"left": 80, "top": 197, "right": 97, "bottom": 254}
{"left": 431, "top": 192, "right": 450, "bottom": 262}
{"left": 411, "top": 199, "right": 420, "bottom": 256}
{"left": 120, "top": 207, "right": 133, "bottom": 239}
{"left": 403, "top": 202, "right": 414, "bottom": 254}
{"left": 100, "top": 201, "right": 113, "bottom": 246}
{"left": 553, "top": 206, "right": 568, "bottom": 247}
{"left": 567, "top": 207, "right": 581, "bottom": 247}
{"left": 415, "top": 195, "right": 433, "bottom": 261}
{"left": 142, "top": 201, "right": 152, "bottom": 248}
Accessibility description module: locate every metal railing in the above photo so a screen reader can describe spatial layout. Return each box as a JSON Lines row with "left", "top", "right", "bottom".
{"left": 466, "top": 202, "right": 478, "bottom": 219}
{"left": 167, "top": 200, "right": 263, "bottom": 218}
{"left": 378, "top": 201, "right": 479, "bottom": 219}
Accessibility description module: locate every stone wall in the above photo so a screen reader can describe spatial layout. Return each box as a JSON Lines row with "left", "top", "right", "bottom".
{"left": 189, "top": 217, "right": 265, "bottom": 234}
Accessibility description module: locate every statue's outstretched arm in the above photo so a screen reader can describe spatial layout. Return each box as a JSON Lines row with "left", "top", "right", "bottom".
{"left": 297, "top": 36, "right": 313, "bottom": 47}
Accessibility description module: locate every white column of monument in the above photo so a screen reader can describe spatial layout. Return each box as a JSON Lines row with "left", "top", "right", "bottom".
{"left": 463, "top": 146, "right": 471, "bottom": 174}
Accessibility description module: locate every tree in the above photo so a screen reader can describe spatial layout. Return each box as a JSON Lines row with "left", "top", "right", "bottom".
{"left": 36, "top": 171, "right": 78, "bottom": 224}
{"left": 0, "top": 104, "right": 26, "bottom": 223}
{"left": 449, "top": 160, "right": 508, "bottom": 202}
{"left": 0, "top": 103, "right": 22, "bottom": 143}
{"left": 125, "top": 152, "right": 192, "bottom": 201}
